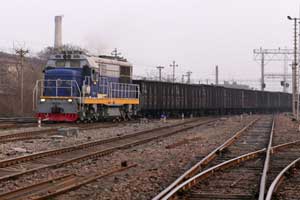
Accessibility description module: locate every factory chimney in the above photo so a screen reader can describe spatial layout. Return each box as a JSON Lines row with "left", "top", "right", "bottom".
{"left": 54, "top": 16, "right": 63, "bottom": 49}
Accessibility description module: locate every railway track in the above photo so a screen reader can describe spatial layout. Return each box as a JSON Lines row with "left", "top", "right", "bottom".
{"left": 0, "top": 117, "right": 217, "bottom": 183}
{"left": 0, "top": 117, "right": 37, "bottom": 130}
{"left": 263, "top": 116, "right": 300, "bottom": 200}
{"left": 266, "top": 157, "right": 300, "bottom": 200}
{"left": 0, "top": 117, "right": 36, "bottom": 123}
{"left": 0, "top": 121, "right": 137, "bottom": 143}
{"left": 154, "top": 116, "right": 275, "bottom": 200}
{"left": 0, "top": 122, "right": 37, "bottom": 130}
{"left": 0, "top": 164, "right": 137, "bottom": 200}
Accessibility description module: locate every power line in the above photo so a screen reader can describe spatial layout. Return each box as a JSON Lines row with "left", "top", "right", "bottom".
{"left": 186, "top": 71, "right": 192, "bottom": 84}
{"left": 253, "top": 47, "right": 293, "bottom": 91}
{"left": 170, "top": 60, "right": 178, "bottom": 83}
{"left": 287, "top": 15, "right": 300, "bottom": 119}
{"left": 111, "top": 48, "right": 121, "bottom": 58}
{"left": 156, "top": 66, "right": 164, "bottom": 81}
{"left": 181, "top": 74, "right": 186, "bottom": 83}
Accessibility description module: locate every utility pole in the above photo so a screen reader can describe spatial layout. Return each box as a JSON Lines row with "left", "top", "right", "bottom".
{"left": 261, "top": 50, "right": 265, "bottom": 91}
{"left": 264, "top": 73, "right": 291, "bottom": 92}
{"left": 186, "top": 71, "right": 192, "bottom": 84}
{"left": 181, "top": 74, "right": 186, "bottom": 83}
{"left": 156, "top": 66, "right": 164, "bottom": 81}
{"left": 253, "top": 47, "right": 293, "bottom": 92}
{"left": 111, "top": 48, "right": 121, "bottom": 58}
{"left": 170, "top": 60, "right": 178, "bottom": 82}
{"left": 253, "top": 47, "right": 266, "bottom": 91}
{"left": 15, "top": 48, "right": 29, "bottom": 115}
{"left": 215, "top": 65, "right": 219, "bottom": 85}
{"left": 287, "top": 15, "right": 300, "bottom": 119}
{"left": 283, "top": 53, "right": 288, "bottom": 92}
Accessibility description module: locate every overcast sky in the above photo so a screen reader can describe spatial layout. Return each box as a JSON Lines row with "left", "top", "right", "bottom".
{"left": 0, "top": 0, "right": 299, "bottom": 90}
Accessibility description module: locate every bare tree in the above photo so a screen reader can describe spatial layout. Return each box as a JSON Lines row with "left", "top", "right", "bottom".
{"left": 37, "top": 44, "right": 88, "bottom": 60}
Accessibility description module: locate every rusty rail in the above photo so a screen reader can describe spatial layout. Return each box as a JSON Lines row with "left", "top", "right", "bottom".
{"left": 159, "top": 136, "right": 300, "bottom": 200}
{"left": 0, "top": 118, "right": 210, "bottom": 168}
{"left": 258, "top": 116, "right": 275, "bottom": 200}
{"left": 0, "top": 128, "right": 57, "bottom": 140}
{"left": 0, "top": 118, "right": 199, "bottom": 144}
{"left": 0, "top": 118, "right": 217, "bottom": 181}
{"left": 153, "top": 118, "right": 259, "bottom": 200}
{"left": 0, "top": 164, "right": 137, "bottom": 200}
{"left": 161, "top": 149, "right": 266, "bottom": 200}
{"left": 265, "top": 157, "right": 300, "bottom": 200}
{"left": 0, "top": 123, "right": 118, "bottom": 143}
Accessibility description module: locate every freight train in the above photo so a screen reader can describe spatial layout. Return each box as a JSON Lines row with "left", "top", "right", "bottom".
{"left": 33, "top": 51, "right": 292, "bottom": 122}
{"left": 134, "top": 80, "right": 292, "bottom": 117}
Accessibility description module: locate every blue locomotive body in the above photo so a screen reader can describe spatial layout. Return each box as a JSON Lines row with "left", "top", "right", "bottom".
{"left": 44, "top": 68, "right": 83, "bottom": 97}
{"left": 34, "top": 51, "right": 140, "bottom": 122}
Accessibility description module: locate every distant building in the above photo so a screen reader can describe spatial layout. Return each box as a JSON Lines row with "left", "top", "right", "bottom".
{"left": 221, "top": 81, "right": 251, "bottom": 90}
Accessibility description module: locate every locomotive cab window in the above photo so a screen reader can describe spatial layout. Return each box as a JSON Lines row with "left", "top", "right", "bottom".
{"left": 91, "top": 69, "right": 99, "bottom": 82}
{"left": 56, "top": 60, "right": 65, "bottom": 67}
{"left": 70, "top": 60, "right": 80, "bottom": 67}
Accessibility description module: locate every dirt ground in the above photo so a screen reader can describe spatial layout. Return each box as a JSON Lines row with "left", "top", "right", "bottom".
{"left": 0, "top": 115, "right": 261, "bottom": 199}
{"left": 52, "top": 115, "right": 255, "bottom": 200}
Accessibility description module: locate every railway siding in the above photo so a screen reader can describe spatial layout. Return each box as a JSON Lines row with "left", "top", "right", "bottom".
{"left": 154, "top": 114, "right": 300, "bottom": 200}
{"left": 155, "top": 116, "right": 274, "bottom": 200}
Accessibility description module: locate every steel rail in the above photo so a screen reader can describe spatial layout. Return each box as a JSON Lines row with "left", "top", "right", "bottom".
{"left": 161, "top": 149, "right": 266, "bottom": 200}
{"left": 157, "top": 120, "right": 299, "bottom": 200}
{"left": 152, "top": 118, "right": 259, "bottom": 200}
{"left": 0, "top": 164, "right": 137, "bottom": 200}
{"left": 265, "top": 157, "right": 300, "bottom": 200}
{"left": 0, "top": 122, "right": 119, "bottom": 143}
{"left": 0, "top": 118, "right": 198, "bottom": 143}
{"left": 0, "top": 118, "right": 207, "bottom": 167}
{"left": 0, "top": 128, "right": 57, "bottom": 140}
{"left": 271, "top": 139, "right": 300, "bottom": 152}
{"left": 0, "top": 174, "right": 75, "bottom": 200}
{"left": 0, "top": 123, "right": 34, "bottom": 130}
{"left": 258, "top": 116, "right": 275, "bottom": 200}
{"left": 0, "top": 118, "right": 217, "bottom": 182}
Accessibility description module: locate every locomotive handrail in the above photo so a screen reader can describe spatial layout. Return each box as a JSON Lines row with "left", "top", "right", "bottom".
{"left": 36, "top": 79, "right": 82, "bottom": 98}
{"left": 33, "top": 79, "right": 82, "bottom": 111}
{"left": 32, "top": 82, "right": 38, "bottom": 111}
{"left": 109, "top": 82, "right": 140, "bottom": 99}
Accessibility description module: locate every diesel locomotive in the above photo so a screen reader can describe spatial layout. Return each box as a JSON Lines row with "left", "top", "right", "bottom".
{"left": 33, "top": 51, "right": 140, "bottom": 122}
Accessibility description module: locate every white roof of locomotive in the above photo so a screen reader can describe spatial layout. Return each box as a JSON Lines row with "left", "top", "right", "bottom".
{"left": 48, "top": 51, "right": 132, "bottom": 68}
{"left": 86, "top": 55, "right": 132, "bottom": 68}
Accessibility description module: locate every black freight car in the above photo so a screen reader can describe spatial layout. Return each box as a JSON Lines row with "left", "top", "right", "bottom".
{"left": 133, "top": 80, "right": 292, "bottom": 117}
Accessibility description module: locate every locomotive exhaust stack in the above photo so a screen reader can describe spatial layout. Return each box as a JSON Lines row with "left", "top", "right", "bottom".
{"left": 54, "top": 16, "right": 63, "bottom": 49}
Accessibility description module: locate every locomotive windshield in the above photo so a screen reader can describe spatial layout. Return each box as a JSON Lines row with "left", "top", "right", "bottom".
{"left": 55, "top": 60, "right": 81, "bottom": 67}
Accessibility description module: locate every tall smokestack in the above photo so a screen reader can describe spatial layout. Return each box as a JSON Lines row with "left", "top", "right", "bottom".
{"left": 54, "top": 16, "right": 63, "bottom": 49}
{"left": 215, "top": 65, "right": 219, "bottom": 85}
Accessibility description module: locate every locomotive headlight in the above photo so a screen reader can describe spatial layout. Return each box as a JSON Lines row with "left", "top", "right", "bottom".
{"left": 40, "top": 98, "right": 46, "bottom": 102}
{"left": 67, "top": 98, "right": 73, "bottom": 103}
